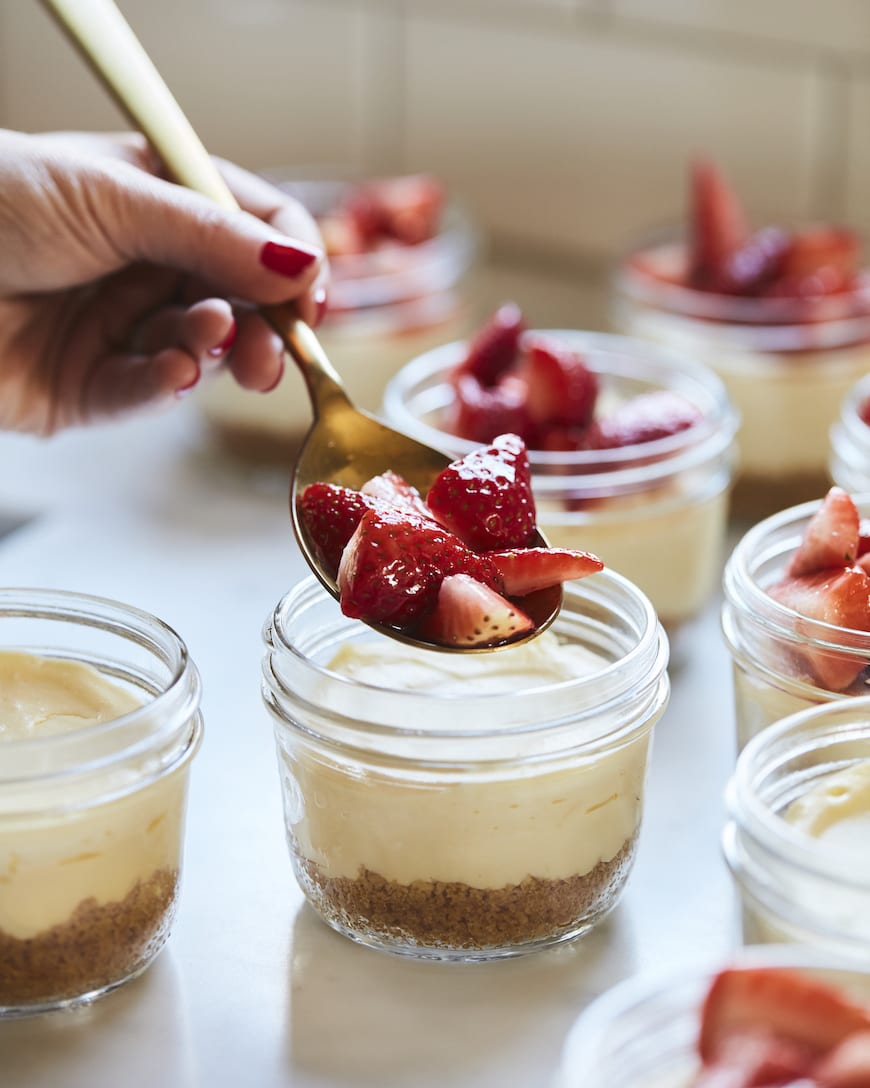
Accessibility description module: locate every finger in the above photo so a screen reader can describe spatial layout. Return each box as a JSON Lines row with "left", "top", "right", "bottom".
{"left": 83, "top": 346, "right": 200, "bottom": 422}
{"left": 135, "top": 298, "right": 236, "bottom": 370}
{"left": 39, "top": 131, "right": 163, "bottom": 175}
{"left": 225, "top": 309, "right": 285, "bottom": 392}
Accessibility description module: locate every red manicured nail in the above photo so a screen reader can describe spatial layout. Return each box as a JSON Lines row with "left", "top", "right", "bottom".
{"left": 312, "top": 287, "right": 328, "bottom": 328}
{"left": 260, "top": 240, "right": 320, "bottom": 277}
{"left": 208, "top": 319, "right": 237, "bottom": 358}
{"left": 261, "top": 358, "right": 285, "bottom": 394}
{"left": 176, "top": 363, "right": 201, "bottom": 396}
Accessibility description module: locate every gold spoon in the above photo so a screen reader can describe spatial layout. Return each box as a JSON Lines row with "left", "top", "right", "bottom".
{"left": 42, "top": 0, "right": 562, "bottom": 651}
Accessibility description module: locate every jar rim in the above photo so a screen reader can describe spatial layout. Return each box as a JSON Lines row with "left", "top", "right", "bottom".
{"left": 382, "top": 329, "right": 739, "bottom": 496}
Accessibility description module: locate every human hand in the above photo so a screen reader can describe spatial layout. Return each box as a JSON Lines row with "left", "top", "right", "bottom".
{"left": 0, "top": 129, "right": 328, "bottom": 435}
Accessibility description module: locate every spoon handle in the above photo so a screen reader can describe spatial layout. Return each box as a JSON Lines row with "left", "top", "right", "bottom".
{"left": 41, "top": 0, "right": 350, "bottom": 419}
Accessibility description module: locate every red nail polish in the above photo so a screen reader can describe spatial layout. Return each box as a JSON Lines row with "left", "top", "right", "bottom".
{"left": 208, "top": 319, "right": 237, "bottom": 357}
{"left": 312, "top": 288, "right": 328, "bottom": 328}
{"left": 261, "top": 359, "right": 285, "bottom": 394}
{"left": 260, "top": 241, "right": 320, "bottom": 278}
{"left": 176, "top": 363, "right": 201, "bottom": 396}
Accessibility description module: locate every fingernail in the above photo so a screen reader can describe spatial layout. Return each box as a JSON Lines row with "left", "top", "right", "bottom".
{"left": 260, "top": 240, "right": 321, "bottom": 278}
{"left": 261, "top": 358, "right": 285, "bottom": 394}
{"left": 312, "top": 287, "right": 328, "bottom": 329}
{"left": 208, "top": 319, "right": 237, "bottom": 358}
{"left": 176, "top": 363, "right": 201, "bottom": 396}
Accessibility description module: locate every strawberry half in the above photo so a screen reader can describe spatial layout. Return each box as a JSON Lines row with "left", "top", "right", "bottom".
{"left": 716, "top": 226, "right": 791, "bottom": 296}
{"left": 699, "top": 968, "right": 870, "bottom": 1066}
{"left": 426, "top": 433, "right": 536, "bottom": 552}
{"left": 688, "top": 159, "right": 749, "bottom": 290}
{"left": 768, "top": 567, "right": 870, "bottom": 690}
{"left": 767, "top": 226, "right": 862, "bottom": 298}
{"left": 487, "top": 547, "right": 603, "bottom": 596}
{"left": 814, "top": 1030, "right": 870, "bottom": 1088}
{"left": 788, "top": 487, "right": 860, "bottom": 578}
{"left": 416, "top": 573, "right": 534, "bottom": 648}
{"left": 337, "top": 507, "right": 502, "bottom": 627}
{"left": 521, "top": 339, "right": 598, "bottom": 428}
{"left": 297, "top": 482, "right": 378, "bottom": 577}
{"left": 693, "top": 1027, "right": 815, "bottom": 1087}
{"left": 446, "top": 372, "right": 534, "bottom": 445}
{"left": 581, "top": 391, "right": 702, "bottom": 449}
{"left": 457, "top": 302, "right": 525, "bottom": 387}
{"left": 360, "top": 470, "right": 433, "bottom": 520}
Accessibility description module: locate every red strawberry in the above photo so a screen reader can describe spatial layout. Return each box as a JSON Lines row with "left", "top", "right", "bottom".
{"left": 487, "top": 547, "right": 603, "bottom": 596}
{"left": 715, "top": 227, "right": 791, "bottom": 296}
{"left": 688, "top": 159, "right": 749, "bottom": 290}
{"left": 693, "top": 1028, "right": 815, "bottom": 1087}
{"left": 788, "top": 487, "right": 860, "bottom": 577}
{"left": 768, "top": 567, "right": 870, "bottom": 689}
{"left": 457, "top": 303, "right": 526, "bottom": 387}
{"left": 337, "top": 507, "right": 502, "bottom": 627}
{"left": 360, "top": 470, "right": 433, "bottom": 520}
{"left": 699, "top": 968, "right": 870, "bottom": 1066}
{"left": 521, "top": 339, "right": 598, "bottom": 428}
{"left": 814, "top": 1030, "right": 870, "bottom": 1087}
{"left": 426, "top": 433, "right": 536, "bottom": 552}
{"left": 417, "top": 573, "right": 534, "bottom": 648}
{"left": 297, "top": 482, "right": 378, "bottom": 577}
{"left": 446, "top": 372, "right": 535, "bottom": 444}
{"left": 344, "top": 174, "right": 444, "bottom": 246}
{"left": 766, "top": 227, "right": 862, "bottom": 298}
{"left": 859, "top": 398, "right": 870, "bottom": 428}
{"left": 582, "top": 391, "right": 701, "bottom": 449}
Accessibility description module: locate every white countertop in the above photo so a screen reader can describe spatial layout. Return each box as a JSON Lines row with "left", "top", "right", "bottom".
{"left": 0, "top": 270, "right": 741, "bottom": 1086}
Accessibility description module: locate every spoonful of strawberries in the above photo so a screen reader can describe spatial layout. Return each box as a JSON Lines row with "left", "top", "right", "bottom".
{"left": 44, "top": 0, "right": 603, "bottom": 650}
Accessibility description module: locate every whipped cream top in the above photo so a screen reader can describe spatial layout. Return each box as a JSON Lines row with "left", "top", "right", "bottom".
{"left": 0, "top": 651, "right": 140, "bottom": 741}
{"left": 784, "top": 760, "right": 870, "bottom": 866}
{"left": 327, "top": 631, "right": 605, "bottom": 695}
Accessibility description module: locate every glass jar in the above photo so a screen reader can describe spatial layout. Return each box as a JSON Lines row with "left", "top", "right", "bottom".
{"left": 382, "top": 330, "right": 738, "bottom": 643}
{"left": 555, "top": 948, "right": 870, "bottom": 1088}
{"left": 262, "top": 573, "right": 669, "bottom": 961}
{"left": 0, "top": 589, "right": 202, "bottom": 1017}
{"left": 613, "top": 231, "right": 870, "bottom": 518}
{"left": 830, "top": 371, "right": 870, "bottom": 492}
{"left": 721, "top": 495, "right": 870, "bottom": 751}
{"left": 197, "top": 175, "right": 480, "bottom": 467}
{"left": 723, "top": 698, "right": 870, "bottom": 963}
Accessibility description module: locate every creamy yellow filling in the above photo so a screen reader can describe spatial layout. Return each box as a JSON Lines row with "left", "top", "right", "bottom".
{"left": 785, "top": 759, "right": 870, "bottom": 866}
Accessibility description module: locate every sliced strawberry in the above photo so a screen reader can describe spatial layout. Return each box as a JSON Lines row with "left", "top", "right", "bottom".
{"left": 521, "top": 339, "right": 598, "bottom": 428}
{"left": 487, "top": 547, "right": 603, "bottom": 596}
{"left": 416, "top": 573, "right": 534, "bottom": 648}
{"left": 582, "top": 391, "right": 702, "bottom": 449}
{"left": 360, "top": 470, "right": 432, "bottom": 520}
{"left": 788, "top": 487, "right": 860, "bottom": 577}
{"left": 446, "top": 372, "right": 535, "bottom": 444}
{"left": 343, "top": 174, "right": 444, "bottom": 247}
{"left": 700, "top": 969, "right": 870, "bottom": 1067}
{"left": 768, "top": 567, "right": 870, "bottom": 689}
{"left": 688, "top": 159, "right": 749, "bottom": 290}
{"left": 859, "top": 399, "right": 870, "bottom": 428}
{"left": 457, "top": 303, "right": 526, "bottom": 386}
{"left": 337, "top": 507, "right": 503, "bottom": 627}
{"left": 426, "top": 433, "right": 536, "bottom": 552}
{"left": 814, "top": 1030, "right": 870, "bottom": 1087}
{"left": 715, "top": 227, "right": 791, "bottom": 296}
{"left": 693, "top": 1028, "right": 815, "bottom": 1087}
{"left": 297, "top": 482, "right": 378, "bottom": 577}
{"left": 767, "top": 227, "right": 863, "bottom": 298}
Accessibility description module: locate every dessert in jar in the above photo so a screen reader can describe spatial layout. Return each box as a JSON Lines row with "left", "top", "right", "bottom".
{"left": 262, "top": 570, "right": 668, "bottom": 961}
{"left": 722, "top": 487, "right": 870, "bottom": 750}
{"left": 723, "top": 697, "right": 870, "bottom": 963}
{"left": 381, "top": 307, "right": 738, "bottom": 639}
{"left": 556, "top": 949, "right": 870, "bottom": 1088}
{"left": 197, "top": 173, "right": 479, "bottom": 466}
{"left": 612, "top": 159, "right": 870, "bottom": 517}
{"left": 0, "top": 589, "right": 202, "bottom": 1016}
{"left": 830, "top": 371, "right": 870, "bottom": 492}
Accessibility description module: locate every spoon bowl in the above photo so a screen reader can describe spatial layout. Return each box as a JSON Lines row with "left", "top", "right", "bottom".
{"left": 43, "top": 0, "right": 562, "bottom": 651}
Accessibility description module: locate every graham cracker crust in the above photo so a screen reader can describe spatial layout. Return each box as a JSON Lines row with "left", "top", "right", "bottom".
{"left": 296, "top": 835, "right": 636, "bottom": 952}
{"left": 0, "top": 867, "right": 178, "bottom": 1008}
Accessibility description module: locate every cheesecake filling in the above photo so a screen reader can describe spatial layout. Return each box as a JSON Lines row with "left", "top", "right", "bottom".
{"left": 784, "top": 759, "right": 870, "bottom": 868}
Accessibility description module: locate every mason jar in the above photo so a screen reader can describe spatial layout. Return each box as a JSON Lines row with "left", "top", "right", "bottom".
{"left": 613, "top": 230, "right": 870, "bottom": 518}
{"left": 830, "top": 371, "right": 870, "bottom": 492}
{"left": 721, "top": 495, "right": 870, "bottom": 751}
{"left": 262, "top": 573, "right": 669, "bottom": 961}
{"left": 0, "top": 588, "right": 203, "bottom": 1017}
{"left": 723, "top": 698, "right": 870, "bottom": 963}
{"left": 382, "top": 330, "right": 738, "bottom": 644}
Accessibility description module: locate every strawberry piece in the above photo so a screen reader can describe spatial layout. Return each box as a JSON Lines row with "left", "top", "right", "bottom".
{"left": 716, "top": 227, "right": 791, "bottom": 296}
{"left": 859, "top": 398, "right": 870, "bottom": 428}
{"left": 297, "top": 482, "right": 379, "bottom": 577}
{"left": 446, "top": 372, "right": 535, "bottom": 444}
{"left": 487, "top": 547, "right": 603, "bottom": 596}
{"left": 688, "top": 159, "right": 749, "bottom": 290}
{"left": 344, "top": 174, "right": 445, "bottom": 247}
{"left": 457, "top": 303, "right": 526, "bottom": 387}
{"left": 426, "top": 433, "right": 536, "bottom": 552}
{"left": 693, "top": 1028, "right": 815, "bottom": 1087}
{"left": 814, "top": 1030, "right": 870, "bottom": 1087}
{"left": 337, "top": 507, "right": 502, "bottom": 627}
{"left": 699, "top": 969, "right": 870, "bottom": 1068}
{"left": 522, "top": 339, "right": 598, "bottom": 428}
{"left": 581, "top": 391, "right": 702, "bottom": 449}
{"left": 768, "top": 567, "right": 870, "bottom": 689}
{"left": 766, "top": 227, "right": 863, "bottom": 298}
{"left": 360, "top": 470, "right": 433, "bottom": 520}
{"left": 788, "top": 487, "right": 860, "bottom": 577}
{"left": 416, "top": 573, "right": 534, "bottom": 648}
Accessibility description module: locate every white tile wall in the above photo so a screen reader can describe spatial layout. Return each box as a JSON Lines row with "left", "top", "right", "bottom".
{"left": 2, "top": 0, "right": 870, "bottom": 265}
